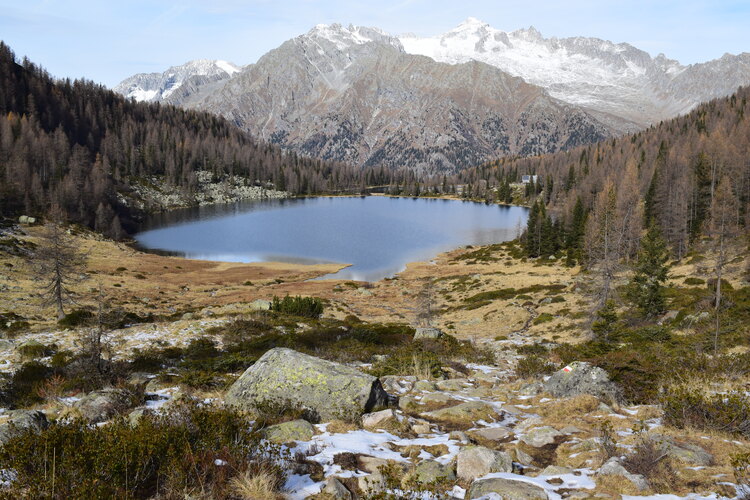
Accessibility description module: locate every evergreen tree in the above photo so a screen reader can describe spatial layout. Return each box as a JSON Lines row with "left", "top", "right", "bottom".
{"left": 628, "top": 223, "right": 670, "bottom": 317}
{"left": 565, "top": 197, "right": 587, "bottom": 266}
{"left": 591, "top": 299, "right": 619, "bottom": 341}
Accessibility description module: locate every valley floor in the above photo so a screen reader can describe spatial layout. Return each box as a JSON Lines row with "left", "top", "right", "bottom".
{"left": 0, "top": 223, "right": 748, "bottom": 498}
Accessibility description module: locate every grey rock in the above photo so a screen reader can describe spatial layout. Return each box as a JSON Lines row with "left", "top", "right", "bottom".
{"left": 598, "top": 457, "right": 649, "bottom": 491}
{"left": 362, "top": 409, "right": 396, "bottom": 430}
{"left": 540, "top": 465, "right": 573, "bottom": 475}
{"left": 224, "top": 348, "right": 390, "bottom": 421}
{"left": 0, "top": 410, "right": 48, "bottom": 446}
{"left": 264, "top": 419, "right": 315, "bottom": 444}
{"left": 435, "top": 378, "right": 471, "bottom": 391}
{"left": 652, "top": 434, "right": 713, "bottom": 466}
{"left": 414, "top": 459, "right": 456, "bottom": 484}
{"left": 467, "top": 476, "right": 548, "bottom": 499}
{"left": 518, "top": 381, "right": 544, "bottom": 396}
{"left": 456, "top": 446, "right": 513, "bottom": 481}
{"left": 520, "top": 426, "right": 563, "bottom": 448}
{"left": 127, "top": 408, "right": 153, "bottom": 427}
{"left": 18, "top": 215, "right": 36, "bottom": 224}
{"left": 543, "top": 361, "right": 622, "bottom": 404}
{"left": 73, "top": 388, "right": 136, "bottom": 423}
{"left": 468, "top": 426, "right": 513, "bottom": 442}
{"left": 414, "top": 327, "right": 444, "bottom": 340}
{"left": 420, "top": 392, "right": 455, "bottom": 405}
{"left": 380, "top": 375, "right": 416, "bottom": 394}
{"left": 420, "top": 401, "right": 498, "bottom": 425}
{"left": 514, "top": 447, "right": 535, "bottom": 465}
{"left": 250, "top": 299, "right": 272, "bottom": 311}
{"left": 126, "top": 372, "right": 153, "bottom": 388}
{"left": 322, "top": 477, "right": 352, "bottom": 500}
{"left": 413, "top": 380, "right": 437, "bottom": 392}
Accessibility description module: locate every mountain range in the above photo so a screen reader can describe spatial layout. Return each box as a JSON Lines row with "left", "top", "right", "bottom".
{"left": 114, "top": 19, "right": 750, "bottom": 172}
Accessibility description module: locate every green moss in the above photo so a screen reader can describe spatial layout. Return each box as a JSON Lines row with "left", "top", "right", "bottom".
{"left": 533, "top": 313, "right": 554, "bottom": 325}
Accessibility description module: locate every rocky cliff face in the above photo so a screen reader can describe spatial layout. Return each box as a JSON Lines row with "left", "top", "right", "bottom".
{"left": 114, "top": 20, "right": 750, "bottom": 172}
{"left": 116, "top": 25, "right": 609, "bottom": 172}
{"left": 400, "top": 18, "right": 750, "bottom": 129}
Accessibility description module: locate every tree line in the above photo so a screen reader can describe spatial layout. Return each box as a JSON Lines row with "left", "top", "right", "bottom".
{"left": 0, "top": 42, "right": 376, "bottom": 236}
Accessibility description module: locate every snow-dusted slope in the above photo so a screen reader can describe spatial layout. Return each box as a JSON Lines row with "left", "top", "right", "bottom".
{"left": 114, "top": 59, "right": 241, "bottom": 103}
{"left": 399, "top": 18, "right": 750, "bottom": 127}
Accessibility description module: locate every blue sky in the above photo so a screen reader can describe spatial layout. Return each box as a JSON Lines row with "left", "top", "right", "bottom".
{"left": 1, "top": 0, "right": 748, "bottom": 87}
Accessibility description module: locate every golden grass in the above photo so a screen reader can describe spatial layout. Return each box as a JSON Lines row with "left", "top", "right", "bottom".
{"left": 229, "top": 468, "right": 283, "bottom": 500}
{"left": 536, "top": 394, "right": 600, "bottom": 421}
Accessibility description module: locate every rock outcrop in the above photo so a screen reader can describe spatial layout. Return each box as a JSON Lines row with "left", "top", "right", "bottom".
{"left": 0, "top": 410, "right": 48, "bottom": 446}
{"left": 224, "top": 348, "right": 390, "bottom": 421}
{"left": 543, "top": 361, "right": 622, "bottom": 404}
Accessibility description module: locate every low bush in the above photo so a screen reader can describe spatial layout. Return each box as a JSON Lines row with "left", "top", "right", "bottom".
{"left": 0, "top": 401, "right": 283, "bottom": 499}
{"left": 622, "top": 433, "right": 678, "bottom": 492}
{"left": 533, "top": 313, "right": 554, "bottom": 325}
{"left": 516, "top": 355, "right": 556, "bottom": 379}
{"left": 57, "top": 309, "right": 94, "bottom": 328}
{"left": 270, "top": 295, "right": 324, "bottom": 318}
{"left": 661, "top": 385, "right": 750, "bottom": 438}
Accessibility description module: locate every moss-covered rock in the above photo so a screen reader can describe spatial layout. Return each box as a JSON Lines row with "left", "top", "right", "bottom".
{"left": 264, "top": 419, "right": 315, "bottom": 444}
{"left": 224, "top": 348, "right": 390, "bottom": 422}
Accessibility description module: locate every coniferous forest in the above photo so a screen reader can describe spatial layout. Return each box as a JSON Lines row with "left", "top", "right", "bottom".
{"left": 0, "top": 42, "right": 367, "bottom": 236}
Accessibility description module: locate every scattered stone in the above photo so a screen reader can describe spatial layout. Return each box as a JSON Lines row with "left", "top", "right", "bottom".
{"left": 436, "top": 378, "right": 471, "bottom": 391}
{"left": 414, "top": 327, "right": 443, "bottom": 340}
{"left": 520, "top": 426, "right": 563, "bottom": 448}
{"left": 468, "top": 426, "right": 513, "bottom": 443}
{"left": 18, "top": 215, "right": 36, "bottom": 225}
{"left": 126, "top": 372, "right": 153, "bottom": 388}
{"left": 322, "top": 477, "right": 352, "bottom": 500}
{"left": 413, "top": 380, "right": 437, "bottom": 392}
{"left": 411, "top": 423, "right": 432, "bottom": 434}
{"left": 597, "top": 458, "right": 649, "bottom": 491}
{"left": 414, "top": 459, "right": 456, "bottom": 484}
{"left": 420, "top": 401, "right": 498, "bottom": 426}
{"left": 224, "top": 348, "right": 390, "bottom": 421}
{"left": 250, "top": 299, "right": 271, "bottom": 311}
{"left": 540, "top": 465, "right": 573, "bottom": 475}
{"left": 513, "top": 447, "right": 535, "bottom": 466}
{"left": 380, "top": 375, "right": 415, "bottom": 394}
{"left": 127, "top": 408, "right": 152, "bottom": 427}
{"left": 449, "top": 430, "right": 471, "bottom": 443}
{"left": 456, "top": 446, "right": 513, "bottom": 481}
{"left": 0, "top": 410, "right": 48, "bottom": 446}
{"left": 362, "top": 409, "right": 396, "bottom": 430}
{"left": 420, "top": 392, "right": 455, "bottom": 405}
{"left": 467, "top": 477, "right": 548, "bottom": 499}
{"left": 398, "top": 395, "right": 419, "bottom": 410}
{"left": 518, "top": 381, "right": 544, "bottom": 396}
{"left": 652, "top": 434, "right": 714, "bottom": 466}
{"left": 264, "top": 419, "right": 315, "bottom": 444}
{"left": 73, "top": 388, "right": 136, "bottom": 423}
{"left": 543, "top": 361, "right": 622, "bottom": 404}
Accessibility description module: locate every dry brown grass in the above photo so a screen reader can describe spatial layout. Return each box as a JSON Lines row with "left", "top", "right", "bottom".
{"left": 229, "top": 468, "right": 283, "bottom": 500}
{"left": 595, "top": 475, "right": 652, "bottom": 495}
{"left": 536, "top": 394, "right": 600, "bottom": 422}
{"left": 326, "top": 420, "right": 359, "bottom": 434}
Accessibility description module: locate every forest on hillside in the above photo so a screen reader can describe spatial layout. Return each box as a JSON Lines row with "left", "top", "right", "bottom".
{"left": 0, "top": 42, "right": 369, "bottom": 236}
{"left": 457, "top": 86, "right": 750, "bottom": 259}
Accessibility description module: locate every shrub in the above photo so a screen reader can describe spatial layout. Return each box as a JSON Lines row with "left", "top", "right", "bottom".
{"left": 18, "top": 342, "right": 55, "bottom": 360}
{"left": 0, "top": 401, "right": 282, "bottom": 499}
{"left": 622, "top": 433, "right": 678, "bottom": 492}
{"left": 516, "top": 355, "right": 556, "bottom": 379}
{"left": 8, "top": 361, "right": 53, "bottom": 406}
{"left": 683, "top": 277, "right": 705, "bottom": 286}
{"left": 0, "top": 312, "right": 29, "bottom": 336}
{"left": 661, "top": 385, "right": 750, "bottom": 437}
{"left": 732, "top": 452, "right": 750, "bottom": 499}
{"left": 533, "top": 313, "right": 554, "bottom": 325}
{"left": 57, "top": 309, "right": 94, "bottom": 328}
{"left": 271, "top": 295, "right": 324, "bottom": 318}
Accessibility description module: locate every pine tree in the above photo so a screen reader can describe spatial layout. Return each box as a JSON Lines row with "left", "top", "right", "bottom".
{"left": 565, "top": 197, "right": 587, "bottom": 266}
{"left": 628, "top": 223, "right": 670, "bottom": 317}
{"left": 591, "top": 299, "right": 619, "bottom": 341}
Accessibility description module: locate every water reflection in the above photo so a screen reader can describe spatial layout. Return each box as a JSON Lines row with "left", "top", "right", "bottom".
{"left": 135, "top": 196, "right": 528, "bottom": 281}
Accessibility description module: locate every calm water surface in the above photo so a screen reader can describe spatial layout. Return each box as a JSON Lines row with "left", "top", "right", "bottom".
{"left": 135, "top": 196, "right": 528, "bottom": 281}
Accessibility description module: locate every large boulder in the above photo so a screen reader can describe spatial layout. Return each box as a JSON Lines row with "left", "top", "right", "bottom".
{"left": 0, "top": 410, "right": 48, "bottom": 446}
{"left": 73, "top": 388, "right": 137, "bottom": 423}
{"left": 224, "top": 348, "right": 390, "bottom": 421}
{"left": 414, "top": 327, "right": 444, "bottom": 340}
{"left": 543, "top": 361, "right": 622, "bottom": 404}
{"left": 467, "top": 477, "right": 548, "bottom": 499}
{"left": 413, "top": 460, "right": 456, "bottom": 484}
{"left": 457, "top": 446, "right": 513, "bottom": 481}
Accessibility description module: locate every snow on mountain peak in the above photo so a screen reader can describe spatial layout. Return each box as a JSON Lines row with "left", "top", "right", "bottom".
{"left": 305, "top": 23, "right": 400, "bottom": 51}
